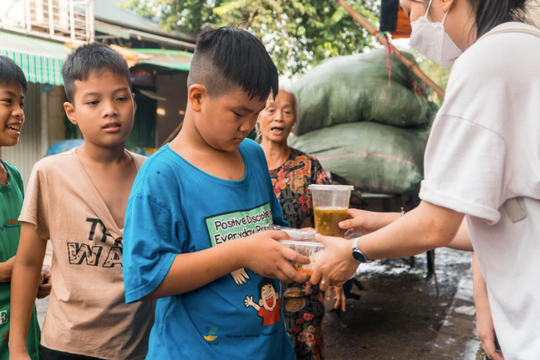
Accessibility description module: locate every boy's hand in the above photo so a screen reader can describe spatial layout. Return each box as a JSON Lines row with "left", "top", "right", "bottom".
{"left": 244, "top": 296, "right": 255, "bottom": 308}
{"left": 231, "top": 269, "right": 250, "bottom": 285}
{"left": 238, "top": 231, "right": 310, "bottom": 283}
{"left": 37, "top": 266, "right": 52, "bottom": 299}
{"left": 0, "top": 256, "right": 15, "bottom": 283}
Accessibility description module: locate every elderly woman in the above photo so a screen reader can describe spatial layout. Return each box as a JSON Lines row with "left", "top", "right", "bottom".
{"left": 258, "top": 88, "right": 343, "bottom": 360}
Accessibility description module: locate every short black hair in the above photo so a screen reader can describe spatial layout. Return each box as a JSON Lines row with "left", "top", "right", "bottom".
{"left": 0, "top": 56, "right": 27, "bottom": 93}
{"left": 187, "top": 27, "right": 278, "bottom": 102}
{"left": 258, "top": 277, "right": 277, "bottom": 296}
{"left": 62, "top": 43, "right": 131, "bottom": 103}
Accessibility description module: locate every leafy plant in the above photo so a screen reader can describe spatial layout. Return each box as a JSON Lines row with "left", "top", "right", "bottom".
{"left": 122, "top": 0, "right": 380, "bottom": 76}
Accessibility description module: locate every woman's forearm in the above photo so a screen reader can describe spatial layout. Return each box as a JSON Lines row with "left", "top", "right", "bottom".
{"left": 358, "top": 201, "right": 464, "bottom": 260}
{"left": 446, "top": 218, "right": 473, "bottom": 251}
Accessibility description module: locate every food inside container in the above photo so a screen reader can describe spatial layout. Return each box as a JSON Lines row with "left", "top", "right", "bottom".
{"left": 313, "top": 206, "right": 349, "bottom": 237}
{"left": 280, "top": 240, "right": 324, "bottom": 276}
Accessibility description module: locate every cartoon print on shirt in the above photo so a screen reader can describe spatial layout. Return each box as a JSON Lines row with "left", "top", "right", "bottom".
{"left": 204, "top": 203, "right": 273, "bottom": 286}
{"left": 244, "top": 278, "right": 282, "bottom": 326}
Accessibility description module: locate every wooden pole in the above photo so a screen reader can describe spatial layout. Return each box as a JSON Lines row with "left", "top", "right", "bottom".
{"left": 160, "top": 121, "right": 183, "bottom": 148}
{"left": 335, "top": 0, "right": 446, "bottom": 100}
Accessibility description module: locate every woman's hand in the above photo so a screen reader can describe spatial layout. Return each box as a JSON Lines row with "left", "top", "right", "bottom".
{"left": 311, "top": 234, "right": 359, "bottom": 290}
{"left": 339, "top": 209, "right": 400, "bottom": 234}
{"left": 477, "top": 308, "right": 504, "bottom": 360}
{"left": 37, "top": 266, "right": 52, "bottom": 299}
{"left": 473, "top": 253, "right": 504, "bottom": 360}
{"left": 326, "top": 285, "right": 346, "bottom": 312}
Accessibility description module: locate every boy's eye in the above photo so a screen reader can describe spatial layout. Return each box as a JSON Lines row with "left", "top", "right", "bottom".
{"left": 232, "top": 111, "right": 242, "bottom": 117}
{"left": 1, "top": 98, "right": 12, "bottom": 104}
{"left": 86, "top": 100, "right": 99, "bottom": 106}
{"left": 19, "top": 102, "right": 24, "bottom": 109}
{"left": 116, "top": 97, "right": 127, "bottom": 102}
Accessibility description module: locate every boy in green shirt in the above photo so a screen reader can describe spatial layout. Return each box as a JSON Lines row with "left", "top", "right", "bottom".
{"left": 0, "top": 56, "right": 49, "bottom": 359}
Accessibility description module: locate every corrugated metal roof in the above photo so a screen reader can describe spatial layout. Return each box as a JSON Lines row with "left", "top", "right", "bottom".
{"left": 132, "top": 48, "right": 192, "bottom": 71}
{"left": 93, "top": 0, "right": 195, "bottom": 43}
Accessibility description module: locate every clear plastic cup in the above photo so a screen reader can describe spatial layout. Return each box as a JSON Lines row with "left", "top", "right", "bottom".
{"left": 309, "top": 184, "right": 354, "bottom": 237}
{"left": 280, "top": 240, "right": 324, "bottom": 277}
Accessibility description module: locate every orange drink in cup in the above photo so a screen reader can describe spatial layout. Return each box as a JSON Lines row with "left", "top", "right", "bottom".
{"left": 309, "top": 185, "right": 354, "bottom": 237}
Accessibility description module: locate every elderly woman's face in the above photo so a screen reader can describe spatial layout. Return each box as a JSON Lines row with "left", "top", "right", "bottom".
{"left": 258, "top": 90, "right": 296, "bottom": 143}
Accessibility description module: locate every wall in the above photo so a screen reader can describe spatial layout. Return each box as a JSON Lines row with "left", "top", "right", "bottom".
{"left": 155, "top": 72, "right": 188, "bottom": 146}
{"left": 47, "top": 85, "right": 67, "bottom": 149}
{"left": 1, "top": 84, "right": 66, "bottom": 185}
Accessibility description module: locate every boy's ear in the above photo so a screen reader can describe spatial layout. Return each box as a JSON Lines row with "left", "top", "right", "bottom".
{"left": 63, "top": 102, "right": 77, "bottom": 125}
{"left": 188, "top": 84, "right": 207, "bottom": 113}
{"left": 132, "top": 93, "right": 137, "bottom": 113}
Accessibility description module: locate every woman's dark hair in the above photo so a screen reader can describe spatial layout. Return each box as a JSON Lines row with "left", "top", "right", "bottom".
{"left": 470, "top": 0, "right": 527, "bottom": 38}
{"left": 422, "top": 0, "right": 528, "bottom": 38}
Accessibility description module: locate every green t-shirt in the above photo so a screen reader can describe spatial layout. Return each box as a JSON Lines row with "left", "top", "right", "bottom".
{"left": 0, "top": 161, "right": 40, "bottom": 360}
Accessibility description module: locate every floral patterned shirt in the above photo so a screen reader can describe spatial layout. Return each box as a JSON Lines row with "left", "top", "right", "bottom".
{"left": 270, "top": 148, "right": 330, "bottom": 229}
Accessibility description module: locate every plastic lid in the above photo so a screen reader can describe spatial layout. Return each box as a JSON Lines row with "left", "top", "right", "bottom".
{"left": 308, "top": 184, "right": 354, "bottom": 191}
{"left": 280, "top": 240, "right": 324, "bottom": 248}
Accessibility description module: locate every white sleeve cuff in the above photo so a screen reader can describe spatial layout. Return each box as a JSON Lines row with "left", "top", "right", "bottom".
{"left": 419, "top": 181, "right": 501, "bottom": 225}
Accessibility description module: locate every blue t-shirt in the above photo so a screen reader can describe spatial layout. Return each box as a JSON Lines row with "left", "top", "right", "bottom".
{"left": 123, "top": 140, "right": 294, "bottom": 359}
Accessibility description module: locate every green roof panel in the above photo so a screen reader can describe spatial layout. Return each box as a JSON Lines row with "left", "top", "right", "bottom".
{"left": 0, "top": 31, "right": 72, "bottom": 86}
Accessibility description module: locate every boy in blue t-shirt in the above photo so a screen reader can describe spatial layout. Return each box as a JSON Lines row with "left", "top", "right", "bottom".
{"left": 123, "top": 27, "right": 310, "bottom": 359}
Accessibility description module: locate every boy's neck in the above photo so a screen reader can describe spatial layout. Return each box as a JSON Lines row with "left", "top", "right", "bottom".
{"left": 259, "top": 138, "right": 290, "bottom": 170}
{"left": 77, "top": 142, "right": 128, "bottom": 165}
{"left": 169, "top": 116, "right": 246, "bottom": 181}
{"left": 0, "top": 157, "right": 8, "bottom": 186}
{"left": 171, "top": 116, "right": 236, "bottom": 157}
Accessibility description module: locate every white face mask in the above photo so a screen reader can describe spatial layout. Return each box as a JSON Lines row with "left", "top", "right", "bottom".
{"left": 409, "top": 0, "right": 463, "bottom": 68}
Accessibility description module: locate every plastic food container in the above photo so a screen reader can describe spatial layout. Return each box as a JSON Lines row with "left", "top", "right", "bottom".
{"left": 280, "top": 240, "right": 324, "bottom": 276}
{"left": 309, "top": 184, "right": 354, "bottom": 237}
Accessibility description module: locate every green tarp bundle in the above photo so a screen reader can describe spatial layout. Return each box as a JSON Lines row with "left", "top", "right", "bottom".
{"left": 288, "top": 119, "right": 434, "bottom": 195}
{"left": 289, "top": 50, "right": 439, "bottom": 195}
{"left": 292, "top": 49, "right": 433, "bottom": 136}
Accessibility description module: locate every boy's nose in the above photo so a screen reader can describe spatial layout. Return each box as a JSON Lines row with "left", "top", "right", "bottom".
{"left": 12, "top": 106, "right": 24, "bottom": 120}
{"left": 103, "top": 102, "right": 119, "bottom": 117}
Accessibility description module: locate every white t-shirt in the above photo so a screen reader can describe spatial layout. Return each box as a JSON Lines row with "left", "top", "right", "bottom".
{"left": 419, "top": 23, "right": 540, "bottom": 360}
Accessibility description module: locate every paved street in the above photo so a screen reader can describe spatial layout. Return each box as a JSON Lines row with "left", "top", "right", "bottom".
{"left": 324, "top": 248, "right": 481, "bottom": 359}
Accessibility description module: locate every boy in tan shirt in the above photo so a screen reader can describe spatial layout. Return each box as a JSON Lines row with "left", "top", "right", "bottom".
{"left": 9, "top": 43, "right": 153, "bottom": 360}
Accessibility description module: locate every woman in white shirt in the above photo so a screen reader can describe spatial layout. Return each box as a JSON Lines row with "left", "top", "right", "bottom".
{"left": 312, "top": 1, "right": 539, "bottom": 359}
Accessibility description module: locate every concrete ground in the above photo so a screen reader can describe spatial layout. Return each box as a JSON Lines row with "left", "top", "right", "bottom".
{"left": 323, "top": 248, "right": 482, "bottom": 360}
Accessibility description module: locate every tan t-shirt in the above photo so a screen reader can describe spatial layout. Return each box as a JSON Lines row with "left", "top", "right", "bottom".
{"left": 19, "top": 149, "right": 154, "bottom": 360}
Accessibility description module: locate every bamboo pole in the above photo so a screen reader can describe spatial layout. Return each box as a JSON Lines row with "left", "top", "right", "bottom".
{"left": 335, "top": 0, "right": 446, "bottom": 100}
{"left": 160, "top": 121, "right": 183, "bottom": 148}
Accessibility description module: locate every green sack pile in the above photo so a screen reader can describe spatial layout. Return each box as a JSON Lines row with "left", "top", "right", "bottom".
{"left": 289, "top": 49, "right": 439, "bottom": 195}
{"left": 292, "top": 49, "right": 434, "bottom": 135}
